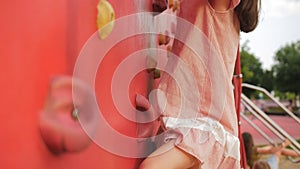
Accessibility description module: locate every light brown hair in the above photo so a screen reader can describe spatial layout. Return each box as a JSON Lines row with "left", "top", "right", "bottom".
{"left": 252, "top": 160, "right": 271, "bottom": 169}
{"left": 242, "top": 132, "right": 260, "bottom": 168}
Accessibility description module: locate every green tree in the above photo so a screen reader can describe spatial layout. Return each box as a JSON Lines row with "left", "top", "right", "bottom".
{"left": 273, "top": 41, "right": 300, "bottom": 95}
{"left": 260, "top": 69, "right": 275, "bottom": 92}
{"left": 240, "top": 42, "right": 264, "bottom": 97}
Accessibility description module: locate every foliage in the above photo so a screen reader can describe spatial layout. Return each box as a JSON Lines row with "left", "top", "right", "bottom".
{"left": 273, "top": 41, "right": 300, "bottom": 95}
{"left": 240, "top": 42, "right": 264, "bottom": 85}
{"left": 239, "top": 40, "right": 300, "bottom": 102}
{"left": 240, "top": 42, "right": 265, "bottom": 97}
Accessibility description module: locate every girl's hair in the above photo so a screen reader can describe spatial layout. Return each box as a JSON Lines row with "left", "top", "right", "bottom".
{"left": 235, "top": 0, "right": 261, "bottom": 33}
{"left": 242, "top": 132, "right": 259, "bottom": 168}
{"left": 252, "top": 160, "right": 271, "bottom": 169}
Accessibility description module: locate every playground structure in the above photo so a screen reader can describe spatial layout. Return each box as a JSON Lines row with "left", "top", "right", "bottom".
{"left": 241, "top": 83, "right": 300, "bottom": 165}
{"left": 0, "top": 0, "right": 299, "bottom": 169}
{"left": 0, "top": 0, "right": 177, "bottom": 168}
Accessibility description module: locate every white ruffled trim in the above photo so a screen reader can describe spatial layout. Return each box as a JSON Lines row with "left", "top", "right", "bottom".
{"left": 163, "top": 117, "right": 240, "bottom": 160}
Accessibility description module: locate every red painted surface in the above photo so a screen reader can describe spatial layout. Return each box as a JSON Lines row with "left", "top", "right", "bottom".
{"left": 0, "top": 0, "right": 152, "bottom": 168}
{"left": 241, "top": 115, "right": 300, "bottom": 145}
{"left": 233, "top": 47, "right": 248, "bottom": 169}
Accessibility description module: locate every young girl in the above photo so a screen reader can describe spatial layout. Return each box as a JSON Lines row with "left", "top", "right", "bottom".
{"left": 138, "top": 0, "right": 261, "bottom": 168}
{"left": 242, "top": 132, "right": 300, "bottom": 169}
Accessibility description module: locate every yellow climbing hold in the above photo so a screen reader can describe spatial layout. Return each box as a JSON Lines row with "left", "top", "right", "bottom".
{"left": 97, "top": 0, "right": 115, "bottom": 39}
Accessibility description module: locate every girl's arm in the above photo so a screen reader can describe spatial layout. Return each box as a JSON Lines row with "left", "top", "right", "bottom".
{"left": 281, "top": 148, "right": 300, "bottom": 157}
{"left": 256, "top": 145, "right": 278, "bottom": 154}
{"left": 256, "top": 139, "right": 292, "bottom": 155}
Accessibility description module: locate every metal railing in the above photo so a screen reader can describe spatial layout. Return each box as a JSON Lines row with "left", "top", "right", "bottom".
{"left": 241, "top": 83, "right": 300, "bottom": 155}
{"left": 240, "top": 112, "right": 275, "bottom": 146}
{"left": 242, "top": 83, "right": 300, "bottom": 124}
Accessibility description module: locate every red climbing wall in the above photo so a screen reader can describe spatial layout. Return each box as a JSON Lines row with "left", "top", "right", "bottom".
{"left": 0, "top": 0, "right": 152, "bottom": 168}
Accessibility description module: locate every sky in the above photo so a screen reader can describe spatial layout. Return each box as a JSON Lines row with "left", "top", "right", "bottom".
{"left": 240, "top": 0, "right": 300, "bottom": 70}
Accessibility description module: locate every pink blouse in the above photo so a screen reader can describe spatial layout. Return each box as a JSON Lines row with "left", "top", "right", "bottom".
{"left": 156, "top": 0, "right": 241, "bottom": 168}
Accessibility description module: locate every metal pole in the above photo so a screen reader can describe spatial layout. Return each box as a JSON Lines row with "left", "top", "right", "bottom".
{"left": 241, "top": 112, "right": 275, "bottom": 145}
{"left": 242, "top": 94, "right": 300, "bottom": 154}
{"left": 242, "top": 83, "right": 300, "bottom": 124}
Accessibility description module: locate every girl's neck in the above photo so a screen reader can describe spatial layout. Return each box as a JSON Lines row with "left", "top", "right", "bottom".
{"left": 208, "top": 0, "right": 231, "bottom": 11}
